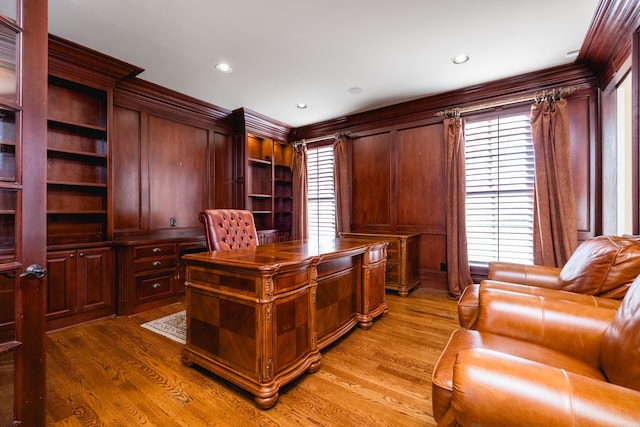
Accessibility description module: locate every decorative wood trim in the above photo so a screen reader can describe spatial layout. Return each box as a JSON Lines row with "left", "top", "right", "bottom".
{"left": 578, "top": 0, "right": 640, "bottom": 89}
{"left": 234, "top": 107, "right": 291, "bottom": 142}
{"left": 291, "top": 63, "right": 596, "bottom": 141}
{"left": 115, "top": 78, "right": 233, "bottom": 128}
{"left": 48, "top": 34, "right": 143, "bottom": 85}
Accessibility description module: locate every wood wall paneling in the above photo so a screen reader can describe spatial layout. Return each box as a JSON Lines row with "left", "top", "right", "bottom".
{"left": 351, "top": 133, "right": 392, "bottom": 227}
{"left": 418, "top": 235, "right": 448, "bottom": 293}
{"left": 213, "top": 131, "right": 235, "bottom": 208}
{"left": 396, "top": 123, "right": 445, "bottom": 228}
{"left": 567, "top": 88, "right": 600, "bottom": 240}
{"left": 148, "top": 115, "right": 209, "bottom": 230}
{"left": 113, "top": 106, "right": 142, "bottom": 232}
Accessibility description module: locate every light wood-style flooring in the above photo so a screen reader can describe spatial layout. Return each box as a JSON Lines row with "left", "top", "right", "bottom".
{"left": 46, "top": 288, "right": 459, "bottom": 426}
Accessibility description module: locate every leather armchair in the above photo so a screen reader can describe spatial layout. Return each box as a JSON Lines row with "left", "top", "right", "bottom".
{"left": 432, "top": 275, "right": 640, "bottom": 426}
{"left": 199, "top": 209, "right": 258, "bottom": 251}
{"left": 457, "top": 235, "right": 640, "bottom": 328}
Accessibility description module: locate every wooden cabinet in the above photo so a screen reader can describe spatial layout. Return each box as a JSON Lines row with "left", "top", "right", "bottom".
{"left": 341, "top": 232, "right": 420, "bottom": 296}
{"left": 115, "top": 234, "right": 206, "bottom": 315}
{"left": 46, "top": 246, "right": 114, "bottom": 330}
{"left": 45, "top": 72, "right": 117, "bottom": 330}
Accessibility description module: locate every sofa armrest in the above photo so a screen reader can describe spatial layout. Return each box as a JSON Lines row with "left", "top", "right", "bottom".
{"left": 476, "top": 288, "right": 616, "bottom": 366}
{"left": 451, "top": 348, "right": 640, "bottom": 427}
{"left": 487, "top": 261, "right": 561, "bottom": 288}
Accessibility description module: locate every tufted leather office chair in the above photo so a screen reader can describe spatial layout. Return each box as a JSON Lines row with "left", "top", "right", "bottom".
{"left": 199, "top": 209, "right": 259, "bottom": 251}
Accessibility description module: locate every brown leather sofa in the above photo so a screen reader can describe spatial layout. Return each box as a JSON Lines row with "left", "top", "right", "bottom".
{"left": 199, "top": 209, "right": 259, "bottom": 251}
{"left": 457, "top": 235, "right": 640, "bottom": 328}
{"left": 432, "top": 275, "right": 640, "bottom": 426}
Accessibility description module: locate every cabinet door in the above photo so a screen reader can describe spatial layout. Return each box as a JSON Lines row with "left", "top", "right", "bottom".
{"left": 76, "top": 246, "right": 113, "bottom": 312}
{"left": 46, "top": 250, "right": 77, "bottom": 320}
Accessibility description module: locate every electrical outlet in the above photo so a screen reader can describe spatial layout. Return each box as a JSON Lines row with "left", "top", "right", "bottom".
{"left": 169, "top": 217, "right": 176, "bottom": 227}
{"left": 440, "top": 262, "right": 447, "bottom": 272}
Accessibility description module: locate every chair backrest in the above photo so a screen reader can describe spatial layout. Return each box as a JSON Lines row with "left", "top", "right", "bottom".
{"left": 600, "top": 274, "right": 640, "bottom": 391}
{"left": 199, "top": 209, "right": 258, "bottom": 251}
{"left": 558, "top": 235, "right": 640, "bottom": 299}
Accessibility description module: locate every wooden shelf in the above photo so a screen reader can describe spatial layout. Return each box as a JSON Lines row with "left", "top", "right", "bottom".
{"left": 47, "top": 118, "right": 107, "bottom": 135}
{"left": 47, "top": 147, "right": 107, "bottom": 160}
{"left": 47, "top": 210, "right": 107, "bottom": 215}
{"left": 248, "top": 157, "right": 271, "bottom": 165}
{"left": 47, "top": 180, "right": 107, "bottom": 188}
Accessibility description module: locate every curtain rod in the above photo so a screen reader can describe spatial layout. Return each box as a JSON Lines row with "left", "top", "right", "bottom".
{"left": 291, "top": 131, "right": 351, "bottom": 148}
{"left": 434, "top": 85, "right": 578, "bottom": 118}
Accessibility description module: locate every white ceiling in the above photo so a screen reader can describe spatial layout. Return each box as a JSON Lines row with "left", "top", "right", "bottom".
{"left": 48, "top": 0, "right": 600, "bottom": 128}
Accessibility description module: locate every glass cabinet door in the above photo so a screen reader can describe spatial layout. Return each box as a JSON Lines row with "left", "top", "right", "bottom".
{"left": 0, "top": 23, "right": 17, "bottom": 103}
{"left": 0, "top": 16, "right": 18, "bottom": 425}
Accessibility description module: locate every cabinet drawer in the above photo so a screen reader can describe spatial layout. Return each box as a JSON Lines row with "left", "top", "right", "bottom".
{"left": 134, "top": 243, "right": 176, "bottom": 259}
{"left": 385, "top": 241, "right": 400, "bottom": 263}
{"left": 385, "top": 263, "right": 399, "bottom": 284}
{"left": 134, "top": 255, "right": 176, "bottom": 273}
{"left": 136, "top": 274, "right": 173, "bottom": 302}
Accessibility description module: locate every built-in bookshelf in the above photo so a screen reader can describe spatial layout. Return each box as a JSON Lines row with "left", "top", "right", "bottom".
{"left": 46, "top": 76, "right": 108, "bottom": 246}
{"left": 244, "top": 134, "right": 293, "bottom": 236}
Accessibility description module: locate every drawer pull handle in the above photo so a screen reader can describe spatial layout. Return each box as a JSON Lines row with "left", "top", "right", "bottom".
{"left": 152, "top": 283, "right": 161, "bottom": 289}
{"left": 152, "top": 247, "right": 162, "bottom": 253}
{"left": 153, "top": 261, "right": 162, "bottom": 267}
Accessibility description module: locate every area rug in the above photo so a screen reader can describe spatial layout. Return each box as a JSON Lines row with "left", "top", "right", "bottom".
{"left": 141, "top": 310, "right": 186, "bottom": 344}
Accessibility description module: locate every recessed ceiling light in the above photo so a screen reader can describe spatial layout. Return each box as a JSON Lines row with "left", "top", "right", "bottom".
{"left": 452, "top": 54, "right": 470, "bottom": 64}
{"left": 348, "top": 87, "right": 363, "bottom": 95}
{"left": 296, "top": 103, "right": 307, "bottom": 109}
{"left": 215, "top": 63, "right": 233, "bottom": 73}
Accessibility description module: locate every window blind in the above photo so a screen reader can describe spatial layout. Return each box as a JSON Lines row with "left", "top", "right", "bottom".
{"left": 464, "top": 113, "right": 534, "bottom": 265}
{"left": 307, "top": 145, "right": 336, "bottom": 240}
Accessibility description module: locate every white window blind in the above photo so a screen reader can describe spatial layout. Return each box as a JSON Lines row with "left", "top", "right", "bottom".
{"left": 307, "top": 145, "right": 336, "bottom": 240}
{"left": 464, "top": 113, "right": 534, "bottom": 265}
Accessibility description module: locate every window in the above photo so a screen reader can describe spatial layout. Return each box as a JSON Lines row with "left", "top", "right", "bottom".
{"left": 307, "top": 145, "right": 336, "bottom": 240}
{"left": 464, "top": 111, "right": 534, "bottom": 265}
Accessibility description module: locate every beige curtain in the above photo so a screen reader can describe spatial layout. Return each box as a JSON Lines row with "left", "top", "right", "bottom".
{"left": 444, "top": 117, "right": 473, "bottom": 297}
{"left": 291, "top": 144, "right": 308, "bottom": 241}
{"left": 531, "top": 98, "right": 578, "bottom": 267}
{"left": 334, "top": 134, "right": 351, "bottom": 235}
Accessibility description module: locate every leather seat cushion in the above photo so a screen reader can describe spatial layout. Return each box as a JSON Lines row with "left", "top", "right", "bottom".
{"left": 431, "top": 328, "right": 606, "bottom": 422}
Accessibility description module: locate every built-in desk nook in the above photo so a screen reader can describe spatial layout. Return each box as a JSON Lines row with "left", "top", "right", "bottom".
{"left": 181, "top": 238, "right": 389, "bottom": 408}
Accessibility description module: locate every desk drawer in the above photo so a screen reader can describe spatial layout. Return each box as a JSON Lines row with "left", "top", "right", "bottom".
{"left": 134, "top": 243, "right": 176, "bottom": 259}
{"left": 386, "top": 263, "right": 399, "bottom": 285}
{"left": 134, "top": 255, "right": 176, "bottom": 273}
{"left": 136, "top": 273, "right": 173, "bottom": 302}
{"left": 386, "top": 241, "right": 399, "bottom": 263}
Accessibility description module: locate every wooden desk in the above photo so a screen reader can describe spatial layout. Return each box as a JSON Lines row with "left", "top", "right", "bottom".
{"left": 181, "top": 238, "right": 388, "bottom": 409}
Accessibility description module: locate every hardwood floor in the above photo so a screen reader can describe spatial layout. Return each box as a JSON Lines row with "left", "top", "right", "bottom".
{"left": 45, "top": 288, "right": 458, "bottom": 426}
